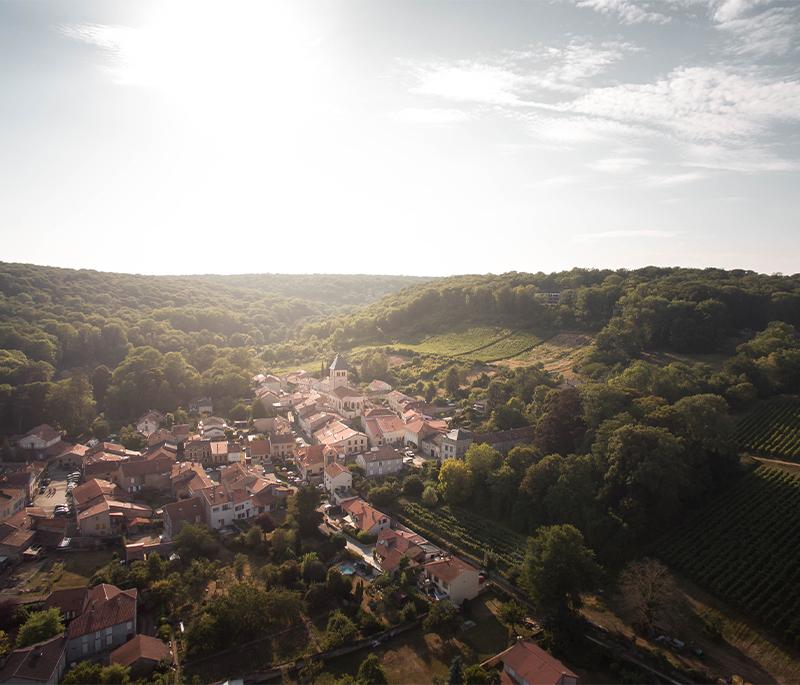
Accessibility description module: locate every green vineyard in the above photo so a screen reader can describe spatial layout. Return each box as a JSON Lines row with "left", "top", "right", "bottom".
{"left": 658, "top": 465, "right": 800, "bottom": 646}
{"left": 737, "top": 397, "right": 800, "bottom": 462}
{"left": 397, "top": 501, "right": 528, "bottom": 574}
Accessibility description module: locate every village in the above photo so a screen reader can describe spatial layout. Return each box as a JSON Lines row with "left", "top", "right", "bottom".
{"left": 0, "top": 353, "right": 572, "bottom": 685}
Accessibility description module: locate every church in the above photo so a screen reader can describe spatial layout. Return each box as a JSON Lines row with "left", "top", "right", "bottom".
{"left": 322, "top": 353, "right": 366, "bottom": 419}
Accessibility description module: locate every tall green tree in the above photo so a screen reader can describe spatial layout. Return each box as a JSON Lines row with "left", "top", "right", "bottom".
{"left": 521, "top": 524, "right": 600, "bottom": 620}
{"left": 438, "top": 459, "right": 472, "bottom": 505}
{"left": 356, "top": 654, "right": 389, "bottom": 685}
{"left": 16, "top": 608, "right": 64, "bottom": 647}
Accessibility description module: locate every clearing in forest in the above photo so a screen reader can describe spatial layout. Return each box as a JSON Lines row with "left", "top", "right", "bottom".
{"left": 493, "top": 332, "right": 594, "bottom": 376}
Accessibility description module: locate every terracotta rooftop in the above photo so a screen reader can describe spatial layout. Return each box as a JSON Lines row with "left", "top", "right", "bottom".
{"left": 0, "top": 634, "right": 66, "bottom": 684}
{"left": 423, "top": 556, "right": 478, "bottom": 583}
{"left": 110, "top": 634, "right": 170, "bottom": 667}
{"left": 341, "top": 498, "right": 388, "bottom": 533}
{"left": 44, "top": 587, "right": 88, "bottom": 617}
{"left": 22, "top": 424, "right": 61, "bottom": 442}
{"left": 67, "top": 584, "right": 137, "bottom": 639}
{"left": 488, "top": 640, "right": 577, "bottom": 685}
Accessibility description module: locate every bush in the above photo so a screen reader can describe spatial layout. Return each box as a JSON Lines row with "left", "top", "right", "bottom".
{"left": 423, "top": 601, "right": 459, "bottom": 634}
{"left": 422, "top": 485, "right": 438, "bottom": 507}
{"left": 402, "top": 475, "right": 424, "bottom": 498}
{"left": 16, "top": 608, "right": 63, "bottom": 647}
{"left": 325, "top": 610, "right": 358, "bottom": 649}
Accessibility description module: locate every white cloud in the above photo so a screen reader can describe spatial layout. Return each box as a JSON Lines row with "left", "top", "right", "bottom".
{"left": 588, "top": 156, "right": 649, "bottom": 172}
{"left": 714, "top": 5, "right": 800, "bottom": 57}
{"left": 573, "top": 0, "right": 671, "bottom": 24}
{"left": 643, "top": 171, "right": 708, "bottom": 185}
{"left": 710, "top": 0, "right": 768, "bottom": 23}
{"left": 411, "top": 63, "right": 523, "bottom": 105}
{"left": 563, "top": 66, "right": 800, "bottom": 140}
{"left": 390, "top": 108, "right": 472, "bottom": 125}
{"left": 528, "top": 174, "right": 584, "bottom": 189}
{"left": 408, "top": 40, "right": 633, "bottom": 105}
{"left": 573, "top": 229, "right": 682, "bottom": 242}
{"left": 684, "top": 143, "right": 800, "bottom": 171}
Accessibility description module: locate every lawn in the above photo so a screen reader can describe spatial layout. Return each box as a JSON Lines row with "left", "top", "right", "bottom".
{"left": 18, "top": 549, "right": 116, "bottom": 597}
{"left": 321, "top": 591, "right": 511, "bottom": 684}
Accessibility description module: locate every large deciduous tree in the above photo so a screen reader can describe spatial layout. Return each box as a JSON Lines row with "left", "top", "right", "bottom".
{"left": 521, "top": 524, "right": 600, "bottom": 620}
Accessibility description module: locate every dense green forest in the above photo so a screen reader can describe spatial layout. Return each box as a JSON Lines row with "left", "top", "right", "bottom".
{"left": 0, "top": 262, "right": 426, "bottom": 436}
{"left": 1, "top": 262, "right": 799, "bottom": 450}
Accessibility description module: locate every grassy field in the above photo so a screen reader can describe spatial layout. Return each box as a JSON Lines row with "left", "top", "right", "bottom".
{"left": 494, "top": 332, "right": 594, "bottom": 375}
{"left": 267, "top": 326, "right": 546, "bottom": 376}
{"left": 320, "top": 591, "right": 511, "bottom": 684}
{"left": 737, "top": 397, "right": 800, "bottom": 462}
{"left": 657, "top": 464, "right": 800, "bottom": 647}
{"left": 390, "top": 326, "right": 522, "bottom": 357}
{"left": 15, "top": 550, "right": 116, "bottom": 598}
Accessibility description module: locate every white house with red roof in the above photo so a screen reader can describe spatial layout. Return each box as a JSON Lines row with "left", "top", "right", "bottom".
{"left": 484, "top": 640, "right": 578, "bottom": 685}
{"left": 313, "top": 420, "right": 367, "bottom": 456}
{"left": 363, "top": 414, "right": 406, "bottom": 448}
{"left": 420, "top": 556, "right": 481, "bottom": 606}
{"left": 323, "top": 461, "right": 352, "bottom": 504}
{"left": 17, "top": 424, "right": 62, "bottom": 451}
{"left": 341, "top": 498, "right": 390, "bottom": 537}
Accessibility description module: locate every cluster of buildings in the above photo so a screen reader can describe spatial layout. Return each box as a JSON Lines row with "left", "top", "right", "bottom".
{"left": 330, "top": 494, "right": 484, "bottom": 607}
{"left": 0, "top": 581, "right": 172, "bottom": 684}
{"left": 256, "top": 353, "right": 533, "bottom": 474}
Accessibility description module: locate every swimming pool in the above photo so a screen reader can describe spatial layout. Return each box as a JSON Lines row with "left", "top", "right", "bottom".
{"left": 338, "top": 562, "right": 356, "bottom": 575}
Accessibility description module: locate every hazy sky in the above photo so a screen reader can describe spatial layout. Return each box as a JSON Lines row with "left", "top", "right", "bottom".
{"left": 1, "top": 0, "right": 799, "bottom": 276}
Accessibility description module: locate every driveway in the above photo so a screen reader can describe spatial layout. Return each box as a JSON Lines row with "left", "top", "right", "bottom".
{"left": 320, "top": 517, "right": 381, "bottom": 574}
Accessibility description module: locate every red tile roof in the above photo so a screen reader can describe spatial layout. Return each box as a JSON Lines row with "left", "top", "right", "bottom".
{"left": 163, "top": 497, "right": 204, "bottom": 527}
{"left": 71, "top": 479, "right": 119, "bottom": 510}
{"left": 44, "top": 587, "right": 87, "bottom": 617}
{"left": 341, "top": 498, "right": 388, "bottom": 533}
{"left": 422, "top": 556, "right": 478, "bottom": 583}
{"left": 110, "top": 634, "right": 170, "bottom": 667}
{"left": 492, "top": 640, "right": 577, "bottom": 685}
{"left": 331, "top": 386, "right": 359, "bottom": 399}
{"left": 22, "top": 424, "right": 61, "bottom": 442}
{"left": 67, "top": 584, "right": 137, "bottom": 639}
{"left": 0, "top": 634, "right": 66, "bottom": 684}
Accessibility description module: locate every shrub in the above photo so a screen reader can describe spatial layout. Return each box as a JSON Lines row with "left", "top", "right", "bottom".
{"left": 422, "top": 485, "right": 438, "bottom": 507}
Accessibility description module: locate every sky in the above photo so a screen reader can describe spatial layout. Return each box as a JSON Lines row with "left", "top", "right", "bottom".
{"left": 1, "top": 0, "right": 799, "bottom": 277}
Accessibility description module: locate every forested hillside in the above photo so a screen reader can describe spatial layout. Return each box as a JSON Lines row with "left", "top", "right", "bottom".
{"left": 270, "top": 267, "right": 800, "bottom": 370}
{"left": 0, "top": 262, "right": 426, "bottom": 436}
{"left": 1, "top": 262, "right": 799, "bottom": 447}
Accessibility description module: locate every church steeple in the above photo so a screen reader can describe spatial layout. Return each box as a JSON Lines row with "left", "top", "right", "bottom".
{"left": 329, "top": 353, "right": 350, "bottom": 389}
